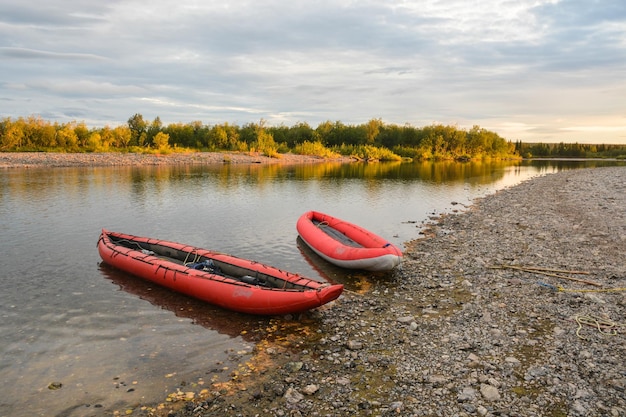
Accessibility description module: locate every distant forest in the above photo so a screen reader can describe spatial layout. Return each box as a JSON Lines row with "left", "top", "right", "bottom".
{"left": 1, "top": 114, "right": 625, "bottom": 160}
{"left": 515, "top": 141, "right": 626, "bottom": 159}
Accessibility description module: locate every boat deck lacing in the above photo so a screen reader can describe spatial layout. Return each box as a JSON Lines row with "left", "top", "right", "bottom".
{"left": 101, "top": 234, "right": 329, "bottom": 291}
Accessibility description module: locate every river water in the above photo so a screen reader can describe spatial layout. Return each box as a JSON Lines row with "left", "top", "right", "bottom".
{"left": 0, "top": 159, "right": 622, "bottom": 416}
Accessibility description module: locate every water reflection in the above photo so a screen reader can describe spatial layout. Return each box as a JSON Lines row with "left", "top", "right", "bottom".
{"left": 4, "top": 159, "right": 623, "bottom": 206}
{"left": 296, "top": 237, "right": 395, "bottom": 295}
{"left": 99, "top": 263, "right": 268, "bottom": 341}
{"left": 316, "top": 160, "right": 509, "bottom": 183}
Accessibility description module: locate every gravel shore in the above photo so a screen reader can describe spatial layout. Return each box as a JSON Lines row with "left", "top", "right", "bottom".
{"left": 0, "top": 151, "right": 348, "bottom": 168}
{"left": 5, "top": 153, "right": 624, "bottom": 416}
{"left": 165, "top": 166, "right": 624, "bottom": 417}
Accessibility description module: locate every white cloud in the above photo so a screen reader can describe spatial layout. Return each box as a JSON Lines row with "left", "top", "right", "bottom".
{"left": 0, "top": 0, "right": 625, "bottom": 143}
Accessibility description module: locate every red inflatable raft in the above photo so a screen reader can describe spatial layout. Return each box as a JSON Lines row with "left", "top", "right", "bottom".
{"left": 97, "top": 229, "right": 343, "bottom": 315}
{"left": 296, "top": 211, "right": 403, "bottom": 271}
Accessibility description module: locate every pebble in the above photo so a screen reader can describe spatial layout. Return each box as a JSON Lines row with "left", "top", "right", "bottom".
{"left": 480, "top": 384, "right": 501, "bottom": 401}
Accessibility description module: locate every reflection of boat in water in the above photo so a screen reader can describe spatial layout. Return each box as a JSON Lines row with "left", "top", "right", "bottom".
{"left": 99, "top": 263, "right": 259, "bottom": 340}
{"left": 296, "top": 211, "right": 403, "bottom": 271}
{"left": 296, "top": 237, "right": 345, "bottom": 283}
{"left": 98, "top": 229, "right": 343, "bottom": 315}
{"left": 297, "top": 237, "right": 380, "bottom": 295}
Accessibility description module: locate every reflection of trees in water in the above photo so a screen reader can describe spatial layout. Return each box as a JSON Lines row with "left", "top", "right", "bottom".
{"left": 527, "top": 159, "right": 624, "bottom": 174}
{"left": 295, "top": 160, "right": 515, "bottom": 184}
{"left": 303, "top": 159, "right": 622, "bottom": 184}
{"left": 5, "top": 160, "right": 621, "bottom": 204}
{"left": 2, "top": 166, "right": 101, "bottom": 203}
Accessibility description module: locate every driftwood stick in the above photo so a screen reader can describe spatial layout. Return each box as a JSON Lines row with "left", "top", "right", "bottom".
{"left": 531, "top": 271, "right": 602, "bottom": 287}
{"left": 515, "top": 266, "right": 591, "bottom": 275}
{"left": 490, "top": 265, "right": 602, "bottom": 287}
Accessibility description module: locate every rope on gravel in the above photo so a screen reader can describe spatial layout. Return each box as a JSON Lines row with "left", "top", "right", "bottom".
{"left": 536, "top": 282, "right": 626, "bottom": 339}
{"left": 574, "top": 314, "right": 626, "bottom": 340}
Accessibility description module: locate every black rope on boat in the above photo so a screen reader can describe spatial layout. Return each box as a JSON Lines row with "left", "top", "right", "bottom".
{"left": 155, "top": 264, "right": 167, "bottom": 278}
{"left": 111, "top": 249, "right": 154, "bottom": 265}
{"left": 109, "top": 247, "right": 124, "bottom": 259}
{"left": 152, "top": 263, "right": 180, "bottom": 281}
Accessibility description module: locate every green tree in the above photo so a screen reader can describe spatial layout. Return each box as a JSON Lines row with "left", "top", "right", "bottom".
{"left": 207, "top": 124, "right": 228, "bottom": 150}
{"left": 86, "top": 132, "right": 102, "bottom": 151}
{"left": 285, "top": 122, "right": 317, "bottom": 147}
{"left": 112, "top": 125, "right": 132, "bottom": 148}
{"left": 73, "top": 122, "right": 90, "bottom": 148}
{"left": 0, "top": 117, "right": 25, "bottom": 150}
{"left": 127, "top": 113, "right": 147, "bottom": 146}
{"left": 153, "top": 131, "right": 170, "bottom": 150}
{"left": 239, "top": 122, "right": 258, "bottom": 147}
{"left": 99, "top": 126, "right": 115, "bottom": 150}
{"left": 377, "top": 124, "right": 403, "bottom": 149}
{"left": 56, "top": 123, "right": 79, "bottom": 150}
{"left": 268, "top": 125, "right": 290, "bottom": 146}
{"left": 315, "top": 120, "right": 336, "bottom": 146}
{"left": 365, "top": 118, "right": 383, "bottom": 145}
{"left": 164, "top": 123, "right": 195, "bottom": 148}
{"left": 190, "top": 121, "right": 210, "bottom": 148}
{"left": 146, "top": 116, "right": 163, "bottom": 147}
{"left": 254, "top": 121, "right": 278, "bottom": 157}
{"left": 208, "top": 123, "right": 241, "bottom": 150}
{"left": 467, "top": 125, "right": 488, "bottom": 155}
{"left": 23, "top": 115, "right": 56, "bottom": 148}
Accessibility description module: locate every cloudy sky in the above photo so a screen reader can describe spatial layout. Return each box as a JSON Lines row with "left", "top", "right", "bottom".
{"left": 1, "top": 0, "right": 625, "bottom": 144}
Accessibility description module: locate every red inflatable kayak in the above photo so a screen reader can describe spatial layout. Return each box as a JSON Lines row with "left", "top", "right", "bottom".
{"left": 97, "top": 229, "right": 343, "bottom": 315}
{"left": 296, "top": 211, "right": 403, "bottom": 271}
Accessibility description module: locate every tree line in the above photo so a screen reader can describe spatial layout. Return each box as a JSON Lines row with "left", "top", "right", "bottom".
{"left": 515, "top": 141, "right": 626, "bottom": 159}
{"left": 2, "top": 114, "right": 622, "bottom": 160}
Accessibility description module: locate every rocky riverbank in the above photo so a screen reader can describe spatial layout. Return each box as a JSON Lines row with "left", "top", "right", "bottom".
{"left": 157, "top": 166, "right": 624, "bottom": 417}
{"left": 0, "top": 151, "right": 350, "bottom": 168}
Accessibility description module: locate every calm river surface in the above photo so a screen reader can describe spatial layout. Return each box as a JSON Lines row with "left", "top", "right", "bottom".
{"left": 0, "top": 159, "right": 622, "bottom": 416}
